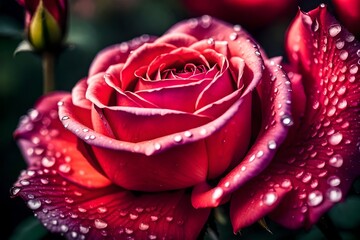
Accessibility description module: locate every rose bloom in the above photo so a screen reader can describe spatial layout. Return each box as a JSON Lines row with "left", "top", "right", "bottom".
{"left": 182, "top": 0, "right": 297, "bottom": 28}
{"left": 12, "top": 4, "right": 359, "bottom": 240}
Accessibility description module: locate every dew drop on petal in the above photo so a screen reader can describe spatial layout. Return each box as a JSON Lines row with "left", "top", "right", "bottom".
{"left": 327, "top": 176, "right": 341, "bottom": 186}
{"left": 212, "top": 187, "right": 223, "bottom": 201}
{"left": 268, "top": 140, "right": 277, "bottom": 150}
{"left": 329, "top": 154, "right": 343, "bottom": 168}
{"left": 262, "top": 192, "right": 277, "bottom": 206}
{"left": 94, "top": 219, "right": 108, "bottom": 229}
{"left": 139, "top": 223, "right": 150, "bottom": 231}
{"left": 328, "top": 24, "right": 341, "bottom": 37}
{"left": 281, "top": 115, "right": 294, "bottom": 126}
{"left": 27, "top": 199, "right": 41, "bottom": 210}
{"left": 307, "top": 190, "right": 323, "bottom": 206}
{"left": 326, "top": 187, "right": 342, "bottom": 202}
{"left": 328, "top": 132, "right": 343, "bottom": 145}
{"left": 42, "top": 156, "right": 56, "bottom": 168}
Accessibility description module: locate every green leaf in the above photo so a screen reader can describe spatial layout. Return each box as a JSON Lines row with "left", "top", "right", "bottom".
{"left": 9, "top": 217, "right": 48, "bottom": 240}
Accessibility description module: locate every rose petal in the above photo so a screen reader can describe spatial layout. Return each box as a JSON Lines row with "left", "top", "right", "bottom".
{"left": 88, "top": 35, "right": 156, "bottom": 77}
{"left": 191, "top": 60, "right": 292, "bottom": 208}
{"left": 59, "top": 96, "right": 209, "bottom": 190}
{"left": 121, "top": 43, "right": 177, "bottom": 90}
{"left": 249, "top": 5, "right": 360, "bottom": 229}
{"left": 14, "top": 93, "right": 111, "bottom": 189}
{"left": 167, "top": 16, "right": 264, "bottom": 96}
{"left": 154, "top": 32, "right": 198, "bottom": 47}
{"left": 11, "top": 166, "right": 210, "bottom": 240}
{"left": 72, "top": 78, "right": 92, "bottom": 110}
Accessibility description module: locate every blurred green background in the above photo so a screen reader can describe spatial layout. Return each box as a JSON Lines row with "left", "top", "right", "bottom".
{"left": 0, "top": 0, "right": 359, "bottom": 239}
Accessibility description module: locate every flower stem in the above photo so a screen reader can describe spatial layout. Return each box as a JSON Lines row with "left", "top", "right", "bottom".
{"left": 42, "top": 52, "right": 55, "bottom": 94}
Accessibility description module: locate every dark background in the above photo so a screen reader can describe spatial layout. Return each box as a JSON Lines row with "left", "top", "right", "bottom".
{"left": 1, "top": 0, "right": 359, "bottom": 239}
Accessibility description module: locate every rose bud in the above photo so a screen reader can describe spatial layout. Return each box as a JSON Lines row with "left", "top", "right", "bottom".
{"left": 11, "top": 5, "right": 359, "bottom": 240}
{"left": 333, "top": 0, "right": 360, "bottom": 37}
{"left": 182, "top": 0, "right": 297, "bottom": 29}
{"left": 17, "top": 0, "right": 68, "bottom": 51}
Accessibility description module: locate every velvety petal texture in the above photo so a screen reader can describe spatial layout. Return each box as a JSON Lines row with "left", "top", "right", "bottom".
{"left": 12, "top": 94, "right": 210, "bottom": 240}
{"left": 231, "top": 5, "right": 360, "bottom": 231}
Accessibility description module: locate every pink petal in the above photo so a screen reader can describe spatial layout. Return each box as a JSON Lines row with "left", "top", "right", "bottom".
{"left": 257, "top": 5, "right": 360, "bottom": 228}
{"left": 167, "top": 17, "right": 265, "bottom": 94}
{"left": 154, "top": 32, "right": 198, "bottom": 47}
{"left": 59, "top": 96, "right": 209, "bottom": 191}
{"left": 14, "top": 93, "right": 111, "bottom": 189}
{"left": 88, "top": 35, "right": 156, "bottom": 77}
{"left": 191, "top": 60, "right": 292, "bottom": 208}
{"left": 71, "top": 78, "right": 92, "bottom": 110}
{"left": 11, "top": 166, "right": 210, "bottom": 240}
{"left": 120, "top": 43, "right": 177, "bottom": 90}
{"left": 231, "top": 5, "right": 360, "bottom": 231}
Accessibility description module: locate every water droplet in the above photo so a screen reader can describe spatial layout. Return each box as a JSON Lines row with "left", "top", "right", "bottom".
{"left": 328, "top": 24, "right": 341, "bottom": 37}
{"left": 40, "top": 178, "right": 49, "bottom": 184}
{"left": 328, "top": 132, "right": 343, "bottom": 145}
{"left": 200, "top": 128, "right": 207, "bottom": 135}
{"left": 281, "top": 179, "right": 291, "bottom": 188}
{"left": 256, "top": 151, "right": 264, "bottom": 158}
{"left": 229, "top": 32, "right": 238, "bottom": 40}
{"left": 207, "top": 38, "right": 215, "bottom": 45}
{"left": 184, "top": 131, "right": 193, "bottom": 137}
{"left": 57, "top": 101, "right": 64, "bottom": 106}
{"left": 263, "top": 192, "right": 277, "bottom": 206}
{"left": 302, "top": 173, "right": 312, "bottom": 183}
{"left": 326, "top": 187, "right": 342, "bottom": 202}
{"left": 255, "top": 51, "right": 261, "bottom": 56}
{"left": 97, "top": 206, "right": 107, "bottom": 213}
{"left": 148, "top": 235, "right": 157, "bottom": 240}
{"left": 41, "top": 156, "right": 56, "bottom": 168}
{"left": 60, "top": 225, "right": 69, "bottom": 232}
{"left": 139, "top": 223, "right": 150, "bottom": 231}
{"left": 335, "top": 40, "right": 345, "bottom": 49}
{"left": 59, "top": 163, "right": 71, "bottom": 173}
{"left": 61, "top": 116, "right": 69, "bottom": 121}
{"left": 212, "top": 187, "right": 223, "bottom": 201}
{"left": 65, "top": 197, "right": 74, "bottom": 204}
{"left": 27, "top": 199, "right": 41, "bottom": 210}
{"left": 349, "top": 64, "right": 358, "bottom": 74}
{"left": 339, "top": 50, "right": 348, "bottom": 60}
{"left": 233, "top": 25, "right": 241, "bottom": 31}
{"left": 11, "top": 187, "right": 21, "bottom": 196}
{"left": 94, "top": 219, "right": 108, "bottom": 229}
{"left": 327, "top": 176, "right": 341, "bottom": 186}
{"left": 337, "top": 99, "right": 347, "bottom": 109}
{"left": 174, "top": 135, "right": 182, "bottom": 143}
{"left": 268, "top": 140, "right": 277, "bottom": 150}
{"left": 125, "top": 228, "right": 133, "bottom": 234}
{"left": 129, "top": 213, "right": 138, "bottom": 220}
{"left": 20, "top": 179, "right": 30, "bottom": 186}
{"left": 311, "top": 19, "right": 319, "bottom": 32}
{"left": 150, "top": 216, "right": 158, "bottom": 221}
{"left": 166, "top": 216, "right": 173, "bottom": 222}
{"left": 307, "top": 190, "right": 323, "bottom": 206}
{"left": 329, "top": 154, "right": 343, "bottom": 168}
{"left": 200, "top": 15, "right": 212, "bottom": 28}
{"left": 281, "top": 115, "right": 294, "bottom": 126}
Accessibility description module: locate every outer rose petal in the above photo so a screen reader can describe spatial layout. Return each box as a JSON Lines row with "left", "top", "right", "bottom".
{"left": 11, "top": 166, "right": 210, "bottom": 240}
{"left": 333, "top": 0, "right": 360, "bottom": 36}
{"left": 191, "top": 59, "right": 292, "bottom": 208}
{"left": 88, "top": 35, "right": 156, "bottom": 77}
{"left": 13, "top": 93, "right": 111, "bottom": 189}
{"left": 231, "top": 5, "right": 360, "bottom": 231}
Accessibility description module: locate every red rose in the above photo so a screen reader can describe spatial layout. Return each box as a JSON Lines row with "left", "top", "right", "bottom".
{"left": 182, "top": 0, "right": 297, "bottom": 29}
{"left": 11, "top": 5, "right": 359, "bottom": 240}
